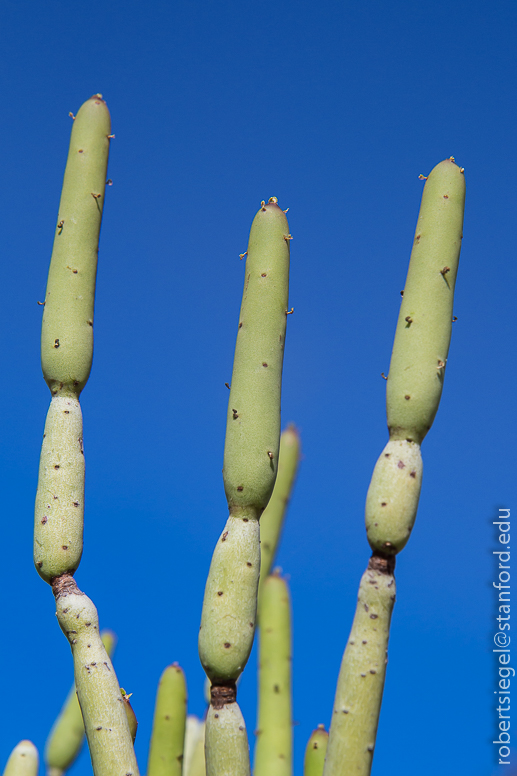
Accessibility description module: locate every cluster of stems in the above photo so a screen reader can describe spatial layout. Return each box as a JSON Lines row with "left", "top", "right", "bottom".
{"left": 3, "top": 95, "right": 466, "bottom": 776}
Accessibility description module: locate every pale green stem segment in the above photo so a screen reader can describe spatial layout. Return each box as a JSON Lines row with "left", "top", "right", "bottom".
{"left": 41, "top": 94, "right": 111, "bottom": 397}
{"left": 323, "top": 557, "right": 396, "bottom": 776}
{"left": 223, "top": 198, "right": 291, "bottom": 512}
{"left": 2, "top": 742, "right": 39, "bottom": 776}
{"left": 45, "top": 631, "right": 116, "bottom": 776}
{"left": 34, "top": 396, "right": 84, "bottom": 581}
{"left": 147, "top": 664, "right": 187, "bottom": 776}
{"left": 199, "top": 517, "right": 260, "bottom": 683}
{"left": 53, "top": 576, "right": 139, "bottom": 776}
{"left": 365, "top": 439, "right": 423, "bottom": 555}
{"left": 199, "top": 198, "right": 291, "bottom": 688}
{"left": 204, "top": 703, "right": 250, "bottom": 776}
{"left": 386, "top": 158, "right": 466, "bottom": 444}
{"left": 183, "top": 717, "right": 206, "bottom": 776}
{"left": 303, "top": 726, "right": 328, "bottom": 776}
{"left": 258, "top": 426, "right": 300, "bottom": 609}
{"left": 254, "top": 572, "right": 292, "bottom": 776}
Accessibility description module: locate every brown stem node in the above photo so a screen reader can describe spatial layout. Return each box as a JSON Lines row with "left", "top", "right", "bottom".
{"left": 210, "top": 681, "right": 237, "bottom": 709}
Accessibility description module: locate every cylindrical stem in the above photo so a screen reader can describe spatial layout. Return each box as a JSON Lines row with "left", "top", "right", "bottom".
{"left": 303, "top": 726, "right": 328, "bottom": 776}
{"left": 254, "top": 572, "right": 292, "bottom": 776}
{"left": 199, "top": 199, "right": 291, "bottom": 685}
{"left": 258, "top": 426, "right": 300, "bottom": 609}
{"left": 44, "top": 631, "right": 116, "bottom": 776}
{"left": 323, "top": 557, "right": 396, "bottom": 776}
{"left": 53, "top": 576, "right": 139, "bottom": 776}
{"left": 199, "top": 517, "right": 260, "bottom": 683}
{"left": 35, "top": 95, "right": 111, "bottom": 583}
{"left": 147, "top": 664, "right": 187, "bottom": 776}
{"left": 204, "top": 703, "right": 250, "bottom": 776}
{"left": 41, "top": 95, "right": 111, "bottom": 397}
{"left": 2, "top": 742, "right": 39, "bottom": 776}
{"left": 183, "top": 717, "right": 206, "bottom": 776}
{"left": 386, "top": 158, "right": 465, "bottom": 444}
{"left": 199, "top": 198, "right": 291, "bottom": 775}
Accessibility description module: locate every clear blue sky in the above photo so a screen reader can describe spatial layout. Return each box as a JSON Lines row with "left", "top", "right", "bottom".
{"left": 1, "top": 1, "right": 515, "bottom": 775}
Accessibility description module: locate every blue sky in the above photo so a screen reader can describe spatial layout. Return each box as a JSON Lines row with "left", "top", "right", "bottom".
{"left": 1, "top": 1, "right": 516, "bottom": 775}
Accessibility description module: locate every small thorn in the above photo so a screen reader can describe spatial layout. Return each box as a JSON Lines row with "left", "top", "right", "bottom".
{"left": 267, "top": 451, "right": 274, "bottom": 460}
{"left": 452, "top": 316, "right": 458, "bottom": 322}
{"left": 400, "top": 290, "right": 404, "bottom": 297}
{"left": 261, "top": 201, "right": 266, "bottom": 211}
{"left": 239, "top": 251, "right": 247, "bottom": 260}
{"left": 91, "top": 193, "right": 101, "bottom": 199}
{"left": 285, "top": 308, "right": 294, "bottom": 315}
{"left": 107, "top": 134, "right": 115, "bottom": 139}
{"left": 381, "top": 373, "right": 388, "bottom": 380}
{"left": 69, "top": 112, "right": 76, "bottom": 120}
{"left": 106, "top": 179, "right": 113, "bottom": 186}
{"left": 57, "top": 220, "right": 64, "bottom": 230}
{"left": 449, "top": 156, "right": 455, "bottom": 162}
{"left": 437, "top": 359, "right": 446, "bottom": 370}
{"left": 283, "top": 207, "right": 289, "bottom": 213}
{"left": 440, "top": 266, "right": 450, "bottom": 276}
{"left": 283, "top": 234, "right": 293, "bottom": 242}
{"left": 225, "top": 382, "right": 230, "bottom": 389}
{"left": 418, "top": 174, "right": 427, "bottom": 180}
{"left": 37, "top": 300, "right": 45, "bottom": 306}
{"left": 405, "top": 316, "right": 412, "bottom": 324}
{"left": 460, "top": 167, "right": 465, "bottom": 174}
{"left": 268, "top": 197, "right": 278, "bottom": 204}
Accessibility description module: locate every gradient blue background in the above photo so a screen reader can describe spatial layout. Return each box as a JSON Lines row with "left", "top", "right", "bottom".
{"left": 1, "top": 1, "right": 515, "bottom": 774}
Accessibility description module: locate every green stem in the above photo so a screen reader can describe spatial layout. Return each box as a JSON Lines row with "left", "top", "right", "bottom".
{"left": 147, "top": 664, "right": 187, "bottom": 776}
{"left": 199, "top": 198, "right": 291, "bottom": 776}
{"left": 44, "top": 631, "right": 116, "bottom": 776}
{"left": 199, "top": 199, "right": 291, "bottom": 686}
{"left": 204, "top": 703, "right": 250, "bottom": 776}
{"left": 323, "top": 557, "right": 395, "bottom": 776}
{"left": 183, "top": 717, "right": 206, "bottom": 776}
{"left": 53, "top": 576, "right": 139, "bottom": 776}
{"left": 386, "top": 158, "right": 465, "bottom": 444}
{"left": 2, "top": 742, "right": 39, "bottom": 776}
{"left": 41, "top": 95, "right": 111, "bottom": 397}
{"left": 254, "top": 572, "right": 292, "bottom": 776}
{"left": 258, "top": 426, "right": 300, "bottom": 609}
{"left": 303, "top": 726, "right": 328, "bottom": 776}
{"left": 34, "top": 95, "right": 111, "bottom": 584}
